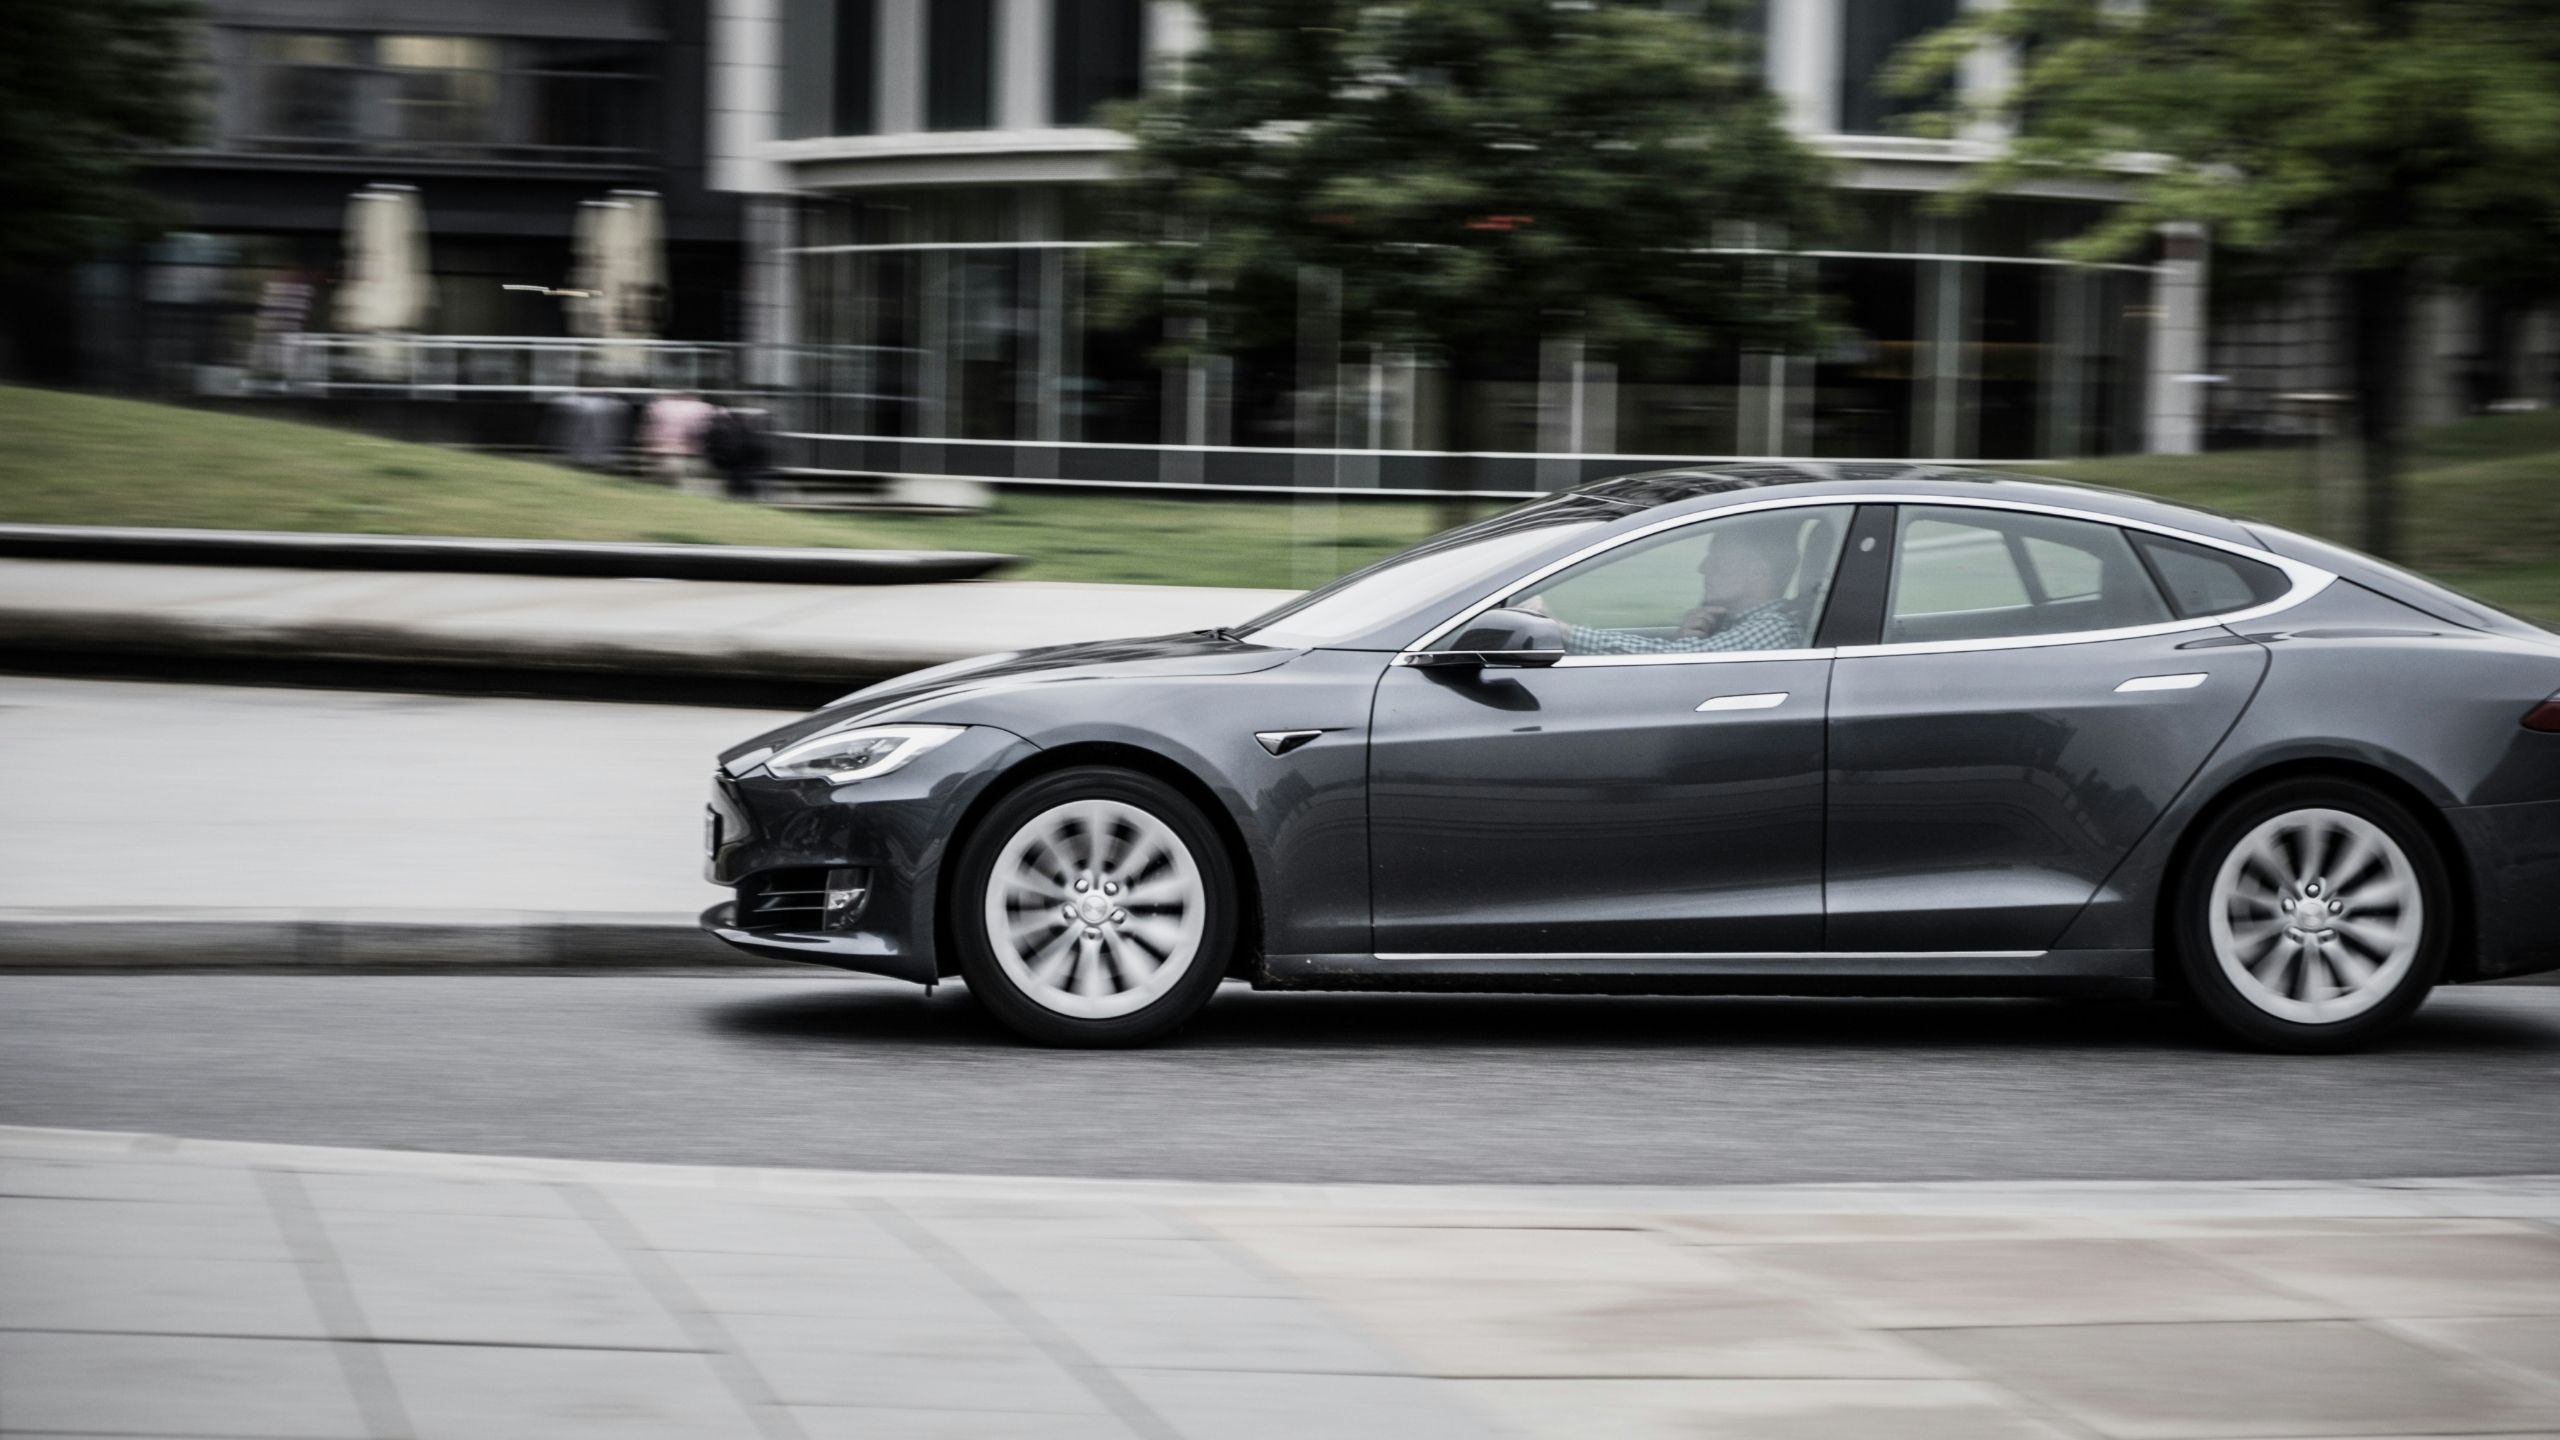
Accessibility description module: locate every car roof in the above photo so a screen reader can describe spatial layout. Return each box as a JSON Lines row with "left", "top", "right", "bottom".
{"left": 1575, "top": 462, "right": 2266, "bottom": 548}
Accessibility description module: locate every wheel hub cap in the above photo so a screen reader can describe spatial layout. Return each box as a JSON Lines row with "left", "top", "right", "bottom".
{"left": 982, "top": 799, "right": 1207, "bottom": 1020}
{"left": 2206, "top": 806, "right": 2421, "bottom": 1025}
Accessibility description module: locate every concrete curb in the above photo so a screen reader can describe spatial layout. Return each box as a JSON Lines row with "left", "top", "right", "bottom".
{"left": 6, "top": 1123, "right": 2559, "bottom": 1219}
{"left": 0, "top": 523, "right": 1017, "bottom": 584}
{"left": 0, "top": 908, "right": 784, "bottom": 971}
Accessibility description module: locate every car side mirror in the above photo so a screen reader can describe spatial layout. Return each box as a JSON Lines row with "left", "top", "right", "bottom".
{"left": 1412, "top": 607, "right": 1568, "bottom": 669}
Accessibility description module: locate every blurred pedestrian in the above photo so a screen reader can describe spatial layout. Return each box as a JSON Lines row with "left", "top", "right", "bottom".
{"left": 704, "top": 404, "right": 773, "bottom": 501}
{"left": 641, "top": 391, "right": 717, "bottom": 495}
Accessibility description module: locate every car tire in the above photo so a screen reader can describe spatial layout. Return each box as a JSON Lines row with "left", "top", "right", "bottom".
{"left": 949, "top": 766, "right": 1237, "bottom": 1047}
{"left": 2170, "top": 777, "right": 2450, "bottom": 1053}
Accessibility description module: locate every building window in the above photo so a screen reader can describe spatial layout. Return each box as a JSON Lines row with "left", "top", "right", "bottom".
{"left": 834, "top": 0, "right": 878, "bottom": 135}
{"left": 928, "top": 0, "right": 995, "bottom": 130}
{"left": 260, "top": 34, "right": 366, "bottom": 141}
{"left": 379, "top": 35, "right": 500, "bottom": 147}
{"left": 1838, "top": 0, "right": 1959, "bottom": 135}
{"left": 1051, "top": 0, "right": 1144, "bottom": 126}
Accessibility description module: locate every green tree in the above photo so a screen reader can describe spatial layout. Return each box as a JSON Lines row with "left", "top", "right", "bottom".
{"left": 1100, "top": 0, "right": 1835, "bottom": 456}
{"left": 1898, "top": 0, "right": 2560, "bottom": 560}
{"left": 0, "top": 0, "right": 201, "bottom": 275}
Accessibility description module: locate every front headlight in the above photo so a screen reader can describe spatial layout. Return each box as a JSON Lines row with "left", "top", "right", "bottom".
{"left": 764, "top": 724, "right": 966, "bottom": 783}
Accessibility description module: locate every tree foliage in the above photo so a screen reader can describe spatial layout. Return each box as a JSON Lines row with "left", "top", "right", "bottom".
{"left": 1099, "top": 0, "right": 1836, "bottom": 365}
{"left": 1898, "top": 0, "right": 2560, "bottom": 555}
{"left": 0, "top": 0, "right": 203, "bottom": 276}
{"left": 1901, "top": 0, "right": 2560, "bottom": 280}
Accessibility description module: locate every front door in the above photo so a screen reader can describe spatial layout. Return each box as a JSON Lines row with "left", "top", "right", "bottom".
{"left": 1367, "top": 505, "right": 1853, "bottom": 956}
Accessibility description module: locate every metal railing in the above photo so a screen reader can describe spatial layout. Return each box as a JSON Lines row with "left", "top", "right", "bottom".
{"left": 274, "top": 334, "right": 754, "bottom": 397}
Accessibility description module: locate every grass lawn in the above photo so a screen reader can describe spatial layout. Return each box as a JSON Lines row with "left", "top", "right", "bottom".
{"left": 4, "top": 383, "right": 2558, "bottom": 618}
{"left": 0, "top": 386, "right": 1440, "bottom": 589}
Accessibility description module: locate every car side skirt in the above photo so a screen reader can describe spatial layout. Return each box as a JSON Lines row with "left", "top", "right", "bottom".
{"left": 1254, "top": 949, "right": 2155, "bottom": 998}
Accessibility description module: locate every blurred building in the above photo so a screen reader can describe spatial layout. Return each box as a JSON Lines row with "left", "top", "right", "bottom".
{"left": 708, "top": 0, "right": 2176, "bottom": 493}
{"left": 85, "top": 0, "right": 742, "bottom": 414}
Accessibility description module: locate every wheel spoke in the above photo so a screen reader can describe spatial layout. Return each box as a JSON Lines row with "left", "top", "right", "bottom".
{"left": 1006, "top": 868, "right": 1069, "bottom": 903}
{"left": 1024, "top": 926, "right": 1079, "bottom": 988}
{"left": 2248, "top": 938, "right": 2299, "bottom": 991}
{"left": 1072, "top": 932, "right": 1113, "bottom": 997}
{"left": 1103, "top": 930, "right": 1160, "bottom": 988}
{"left": 2325, "top": 944, "right": 2378, "bottom": 990}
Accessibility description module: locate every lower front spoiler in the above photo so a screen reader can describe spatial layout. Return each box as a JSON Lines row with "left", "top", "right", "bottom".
{"left": 698, "top": 902, "right": 933, "bottom": 985}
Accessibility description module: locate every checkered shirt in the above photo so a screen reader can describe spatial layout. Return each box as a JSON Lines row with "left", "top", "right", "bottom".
{"left": 1562, "top": 600, "right": 1805, "bottom": 656}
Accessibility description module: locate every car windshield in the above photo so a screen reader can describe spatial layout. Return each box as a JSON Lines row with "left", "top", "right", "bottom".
{"left": 1239, "top": 494, "right": 1627, "bottom": 649}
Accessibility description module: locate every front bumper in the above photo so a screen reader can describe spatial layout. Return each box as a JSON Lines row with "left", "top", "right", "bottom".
{"left": 698, "top": 725, "right": 1039, "bottom": 984}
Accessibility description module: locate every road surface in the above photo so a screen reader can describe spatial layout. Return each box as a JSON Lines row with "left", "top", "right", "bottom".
{"left": 6, "top": 974, "right": 2556, "bottom": 1185}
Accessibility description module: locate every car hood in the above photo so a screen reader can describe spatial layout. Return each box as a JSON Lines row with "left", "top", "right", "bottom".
{"left": 719, "top": 631, "right": 1299, "bottom": 769}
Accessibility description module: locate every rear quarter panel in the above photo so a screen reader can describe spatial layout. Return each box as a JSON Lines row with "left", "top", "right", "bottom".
{"left": 2053, "top": 582, "right": 2560, "bottom": 979}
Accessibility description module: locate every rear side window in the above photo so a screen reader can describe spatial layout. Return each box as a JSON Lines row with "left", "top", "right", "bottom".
{"left": 1886, "top": 506, "right": 2172, "bottom": 644}
{"left": 2133, "top": 534, "right": 2291, "bottom": 618}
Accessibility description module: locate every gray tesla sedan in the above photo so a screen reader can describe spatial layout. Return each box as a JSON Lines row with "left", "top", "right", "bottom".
{"left": 701, "top": 464, "right": 2560, "bottom": 1050}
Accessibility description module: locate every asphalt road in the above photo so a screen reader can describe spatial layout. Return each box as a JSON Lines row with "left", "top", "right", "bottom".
{"left": 6, "top": 974, "right": 2558, "bottom": 1186}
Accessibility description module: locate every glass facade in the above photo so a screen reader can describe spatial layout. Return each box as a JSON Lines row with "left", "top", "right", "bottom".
{"left": 232, "top": 30, "right": 650, "bottom": 162}
{"left": 1051, "top": 0, "right": 1146, "bottom": 125}
{"left": 787, "top": 188, "right": 2152, "bottom": 467}
{"left": 1838, "top": 0, "right": 1960, "bottom": 135}
{"left": 758, "top": 3, "right": 2161, "bottom": 478}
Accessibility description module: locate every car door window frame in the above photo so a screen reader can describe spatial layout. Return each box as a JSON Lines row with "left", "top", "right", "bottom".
{"left": 1403, "top": 493, "right": 2338, "bottom": 665}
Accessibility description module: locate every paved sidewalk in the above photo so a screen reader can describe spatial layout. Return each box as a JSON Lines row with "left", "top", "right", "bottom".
{"left": 6, "top": 1125, "right": 2559, "bottom": 1440}
{"left": 0, "top": 557, "right": 1285, "bottom": 687}
{"left": 0, "top": 675, "right": 769, "bottom": 966}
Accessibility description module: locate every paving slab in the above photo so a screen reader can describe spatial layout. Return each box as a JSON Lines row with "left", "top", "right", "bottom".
{"left": 1454, "top": 1377, "right": 2078, "bottom": 1440}
{"left": 378, "top": 1343, "right": 762, "bottom": 1440}
{"left": 0, "top": 1331, "right": 368, "bottom": 1438}
{"left": 1287, "top": 1277, "right": 1952, "bottom": 1380}
{"left": 1025, "top": 1293, "right": 1410, "bottom": 1373}
{"left": 0, "top": 1249, "right": 326, "bottom": 1337}
{"left": 0, "top": 1194, "right": 293, "bottom": 1262}
{"left": 1909, "top": 1319, "right": 2560, "bottom": 1439}
{"left": 2396, "top": 1316, "right": 2560, "bottom": 1388}
{"left": 10, "top": 1125, "right": 2560, "bottom": 1440}
{"left": 2186, "top": 1232, "right": 2560, "bottom": 1318}
{"left": 1730, "top": 1236, "right": 2333, "bottom": 1328}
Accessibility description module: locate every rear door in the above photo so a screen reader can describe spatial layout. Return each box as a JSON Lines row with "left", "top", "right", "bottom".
{"left": 1823, "top": 503, "right": 2272, "bottom": 953}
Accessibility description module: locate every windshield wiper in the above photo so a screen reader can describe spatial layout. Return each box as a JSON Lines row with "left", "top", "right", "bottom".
{"left": 1199, "top": 625, "right": 1247, "bottom": 643}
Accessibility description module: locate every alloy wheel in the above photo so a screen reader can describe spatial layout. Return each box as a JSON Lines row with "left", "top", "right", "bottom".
{"left": 980, "top": 799, "right": 1208, "bottom": 1019}
{"left": 2205, "top": 806, "right": 2423, "bottom": 1025}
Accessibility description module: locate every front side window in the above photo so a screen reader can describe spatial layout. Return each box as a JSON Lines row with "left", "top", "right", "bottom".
{"left": 1516, "top": 507, "right": 1850, "bottom": 658}
{"left": 1887, "top": 506, "right": 2170, "bottom": 644}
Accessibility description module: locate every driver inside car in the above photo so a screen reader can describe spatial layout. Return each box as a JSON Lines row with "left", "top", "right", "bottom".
{"left": 1519, "top": 519, "right": 1811, "bottom": 656}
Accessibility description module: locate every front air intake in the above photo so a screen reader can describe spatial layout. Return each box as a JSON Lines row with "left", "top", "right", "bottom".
{"left": 740, "top": 868, "right": 829, "bottom": 932}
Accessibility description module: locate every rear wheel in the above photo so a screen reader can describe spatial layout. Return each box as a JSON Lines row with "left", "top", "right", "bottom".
{"left": 2171, "top": 778, "right": 2449, "bottom": 1052}
{"left": 949, "top": 766, "right": 1235, "bottom": 1047}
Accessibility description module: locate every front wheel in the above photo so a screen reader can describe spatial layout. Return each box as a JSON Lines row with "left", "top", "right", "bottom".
{"left": 949, "top": 766, "right": 1236, "bottom": 1047}
{"left": 2171, "top": 778, "right": 2450, "bottom": 1052}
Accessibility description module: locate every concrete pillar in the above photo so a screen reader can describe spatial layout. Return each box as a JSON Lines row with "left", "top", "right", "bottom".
{"left": 996, "top": 0, "right": 1049, "bottom": 129}
{"left": 1958, "top": 0, "right": 2016, "bottom": 146}
{"left": 878, "top": 0, "right": 924, "bottom": 134}
{"left": 743, "top": 197, "right": 798, "bottom": 392}
{"left": 2145, "top": 222, "right": 2209, "bottom": 455}
{"left": 1767, "top": 0, "right": 1843, "bottom": 135}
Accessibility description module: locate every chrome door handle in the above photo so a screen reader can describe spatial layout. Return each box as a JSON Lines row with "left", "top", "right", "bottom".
{"left": 1697, "top": 692, "right": 1789, "bottom": 712}
{"left": 2115, "top": 673, "right": 2208, "bottom": 693}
